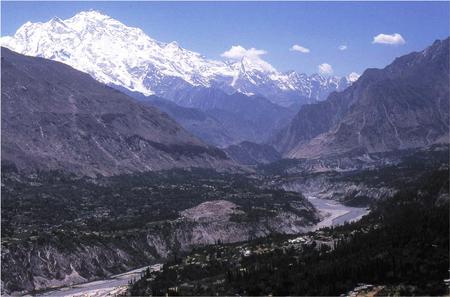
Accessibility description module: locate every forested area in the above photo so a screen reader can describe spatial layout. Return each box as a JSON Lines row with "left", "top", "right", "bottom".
{"left": 1, "top": 167, "right": 314, "bottom": 241}
{"left": 131, "top": 169, "right": 449, "bottom": 296}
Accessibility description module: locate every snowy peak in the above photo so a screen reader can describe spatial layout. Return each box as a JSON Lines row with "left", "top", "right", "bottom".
{"left": 1, "top": 10, "right": 353, "bottom": 106}
{"left": 235, "top": 56, "right": 277, "bottom": 74}
{"left": 63, "top": 10, "right": 127, "bottom": 32}
{"left": 2, "top": 10, "right": 215, "bottom": 95}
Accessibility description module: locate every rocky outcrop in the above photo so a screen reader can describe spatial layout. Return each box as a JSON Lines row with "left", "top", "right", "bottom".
{"left": 281, "top": 175, "right": 396, "bottom": 205}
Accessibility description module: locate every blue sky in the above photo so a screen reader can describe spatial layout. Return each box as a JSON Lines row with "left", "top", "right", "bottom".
{"left": 2, "top": 1, "right": 449, "bottom": 76}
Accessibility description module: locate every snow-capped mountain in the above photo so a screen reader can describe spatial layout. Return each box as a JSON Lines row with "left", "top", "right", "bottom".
{"left": 1, "top": 10, "right": 356, "bottom": 106}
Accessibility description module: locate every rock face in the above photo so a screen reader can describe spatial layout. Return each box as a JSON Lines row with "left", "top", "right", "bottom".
{"left": 273, "top": 38, "right": 450, "bottom": 158}
{"left": 225, "top": 141, "right": 281, "bottom": 165}
{"left": 1, "top": 47, "right": 233, "bottom": 176}
{"left": 180, "top": 200, "right": 244, "bottom": 222}
{"left": 281, "top": 175, "right": 396, "bottom": 205}
{"left": 0, "top": 10, "right": 352, "bottom": 107}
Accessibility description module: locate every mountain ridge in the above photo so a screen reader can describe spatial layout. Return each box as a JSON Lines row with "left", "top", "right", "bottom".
{"left": 119, "top": 86, "right": 298, "bottom": 147}
{"left": 273, "top": 38, "right": 450, "bottom": 158}
{"left": 1, "top": 10, "right": 355, "bottom": 107}
{"left": 1, "top": 47, "right": 235, "bottom": 176}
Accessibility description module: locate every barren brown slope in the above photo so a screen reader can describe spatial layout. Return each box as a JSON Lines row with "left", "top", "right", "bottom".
{"left": 1, "top": 47, "right": 234, "bottom": 176}
{"left": 273, "top": 38, "right": 449, "bottom": 159}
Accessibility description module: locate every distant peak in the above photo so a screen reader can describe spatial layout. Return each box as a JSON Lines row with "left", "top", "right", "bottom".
{"left": 85, "top": 9, "right": 107, "bottom": 15}
{"left": 166, "top": 41, "right": 180, "bottom": 48}
{"left": 310, "top": 73, "right": 324, "bottom": 79}
{"left": 236, "top": 55, "right": 276, "bottom": 73}
{"left": 17, "top": 21, "right": 33, "bottom": 30}
{"left": 50, "top": 16, "right": 62, "bottom": 22}
{"left": 49, "top": 16, "right": 67, "bottom": 26}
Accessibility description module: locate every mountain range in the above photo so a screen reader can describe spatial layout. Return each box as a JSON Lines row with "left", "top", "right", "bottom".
{"left": 273, "top": 38, "right": 450, "bottom": 158}
{"left": 1, "top": 10, "right": 448, "bottom": 168}
{"left": 119, "top": 87, "right": 296, "bottom": 147}
{"left": 1, "top": 9, "right": 448, "bottom": 296}
{"left": 1, "top": 47, "right": 234, "bottom": 176}
{"left": 0, "top": 10, "right": 355, "bottom": 108}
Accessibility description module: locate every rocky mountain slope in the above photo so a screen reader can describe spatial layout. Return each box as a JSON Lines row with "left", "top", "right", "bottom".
{"left": 142, "top": 95, "right": 235, "bottom": 148}
{"left": 1, "top": 10, "right": 353, "bottom": 107}
{"left": 120, "top": 88, "right": 297, "bottom": 147}
{"left": 163, "top": 87, "right": 297, "bottom": 144}
{"left": 273, "top": 38, "right": 449, "bottom": 158}
{"left": 225, "top": 141, "right": 281, "bottom": 165}
{"left": 1, "top": 47, "right": 233, "bottom": 176}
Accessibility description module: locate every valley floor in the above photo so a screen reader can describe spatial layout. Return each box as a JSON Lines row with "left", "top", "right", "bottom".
{"left": 35, "top": 198, "right": 368, "bottom": 297}
{"left": 2, "top": 148, "right": 447, "bottom": 296}
{"left": 128, "top": 168, "right": 449, "bottom": 296}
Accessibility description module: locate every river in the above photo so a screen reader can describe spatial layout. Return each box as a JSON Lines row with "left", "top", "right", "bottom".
{"left": 306, "top": 195, "right": 370, "bottom": 230}
{"left": 36, "top": 264, "right": 163, "bottom": 297}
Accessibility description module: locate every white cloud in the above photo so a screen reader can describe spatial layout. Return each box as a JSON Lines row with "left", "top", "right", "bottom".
{"left": 372, "top": 33, "right": 405, "bottom": 45}
{"left": 221, "top": 45, "right": 276, "bottom": 72}
{"left": 221, "top": 45, "right": 267, "bottom": 60}
{"left": 347, "top": 72, "right": 360, "bottom": 83}
{"left": 318, "top": 63, "right": 333, "bottom": 75}
{"left": 338, "top": 44, "right": 348, "bottom": 51}
{"left": 290, "top": 44, "right": 310, "bottom": 53}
